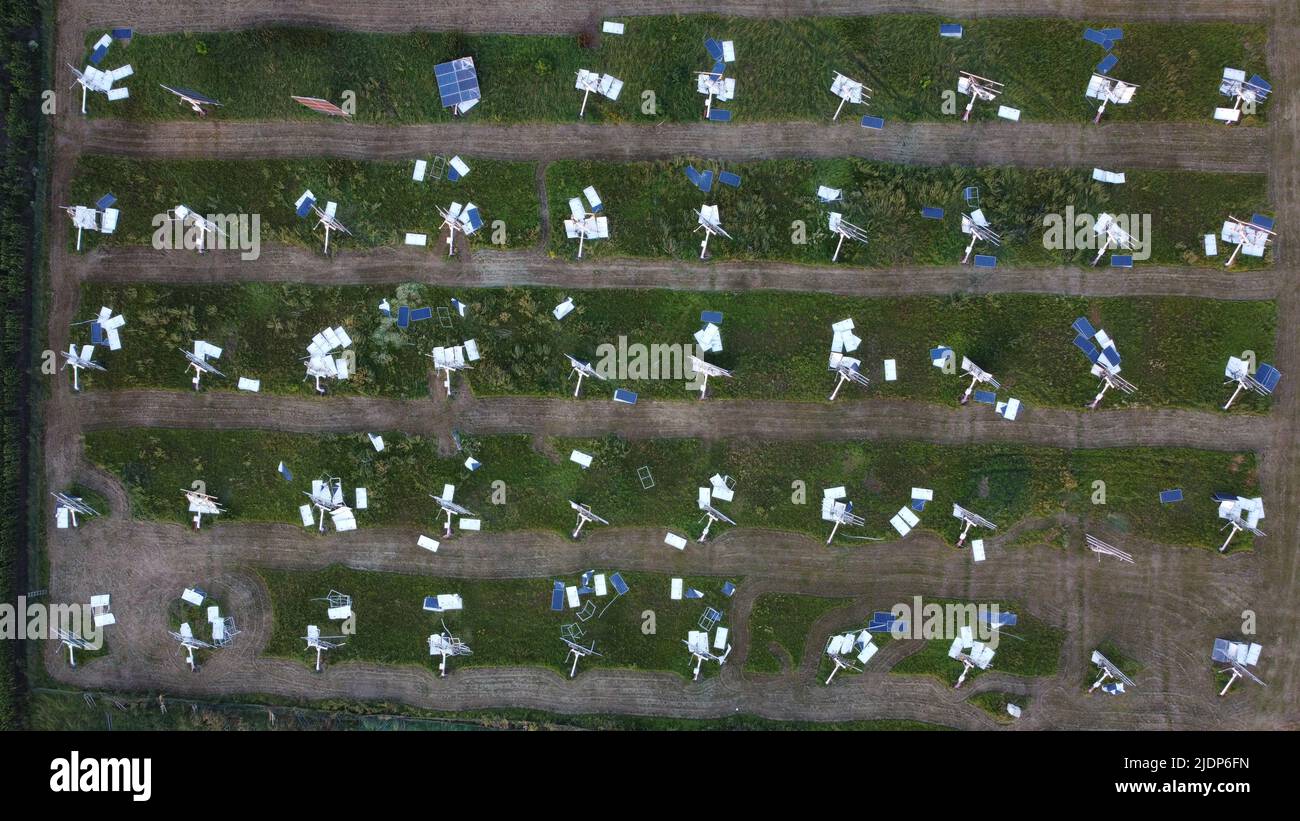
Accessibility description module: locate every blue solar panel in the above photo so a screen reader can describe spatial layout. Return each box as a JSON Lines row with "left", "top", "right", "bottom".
{"left": 1101, "top": 345, "right": 1121, "bottom": 367}
{"left": 409, "top": 307, "right": 433, "bottom": 322}
{"left": 974, "top": 390, "right": 997, "bottom": 405}
{"left": 721, "top": 581, "right": 736, "bottom": 597}
{"left": 397, "top": 306, "right": 410, "bottom": 328}
{"left": 112, "top": 28, "right": 133, "bottom": 39}
{"left": 973, "top": 255, "right": 997, "bottom": 268}
{"left": 1211, "top": 491, "right": 1237, "bottom": 502}
{"left": 164, "top": 86, "right": 220, "bottom": 106}
{"left": 860, "top": 115, "right": 885, "bottom": 130}
{"left": 685, "top": 165, "right": 703, "bottom": 188}
{"left": 718, "top": 171, "right": 741, "bottom": 188}
{"left": 1082, "top": 28, "right": 1109, "bottom": 47}
{"left": 1159, "top": 489, "right": 1183, "bottom": 504}
{"left": 296, "top": 198, "right": 315, "bottom": 218}
{"left": 278, "top": 462, "right": 293, "bottom": 481}
{"left": 962, "top": 186, "right": 979, "bottom": 202}
{"left": 1110, "top": 254, "right": 1133, "bottom": 268}
{"left": 939, "top": 23, "right": 963, "bottom": 37}
{"left": 1100, "top": 27, "right": 1124, "bottom": 40}
{"left": 703, "top": 607, "right": 722, "bottom": 621}
{"left": 447, "top": 165, "right": 462, "bottom": 182}
{"left": 463, "top": 206, "right": 483, "bottom": 231}
{"left": 685, "top": 588, "right": 704, "bottom": 599}
{"left": 712, "top": 60, "right": 726, "bottom": 76}
{"left": 911, "top": 499, "right": 926, "bottom": 512}
{"left": 1096, "top": 54, "right": 1118, "bottom": 75}
{"left": 1256, "top": 363, "right": 1281, "bottom": 391}
{"left": 701, "top": 310, "right": 723, "bottom": 325}
{"left": 698, "top": 170, "right": 714, "bottom": 192}
{"left": 422, "top": 596, "right": 440, "bottom": 611}
{"left": 434, "top": 58, "right": 480, "bottom": 109}
{"left": 90, "top": 43, "right": 109, "bottom": 65}
{"left": 1073, "top": 336, "right": 1100, "bottom": 361}
{"left": 550, "top": 581, "right": 564, "bottom": 611}
{"left": 1248, "top": 75, "right": 1271, "bottom": 97}
{"left": 90, "top": 322, "right": 103, "bottom": 344}
{"left": 613, "top": 388, "right": 638, "bottom": 404}
{"left": 707, "top": 109, "right": 732, "bottom": 122}
{"left": 930, "top": 346, "right": 951, "bottom": 361}
{"left": 96, "top": 193, "right": 117, "bottom": 209}
{"left": 610, "top": 572, "right": 629, "bottom": 595}
{"left": 1250, "top": 214, "right": 1275, "bottom": 230}
{"left": 921, "top": 206, "right": 944, "bottom": 219}
{"left": 704, "top": 38, "right": 724, "bottom": 61}
{"left": 981, "top": 612, "right": 1018, "bottom": 627}
{"left": 867, "top": 611, "right": 896, "bottom": 632}
{"left": 1072, "top": 317, "right": 1097, "bottom": 338}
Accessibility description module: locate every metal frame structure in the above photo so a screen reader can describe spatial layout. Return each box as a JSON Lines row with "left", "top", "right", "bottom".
{"left": 957, "top": 71, "right": 1004, "bottom": 121}
{"left": 696, "top": 484, "right": 736, "bottom": 542}
{"left": 1216, "top": 495, "right": 1266, "bottom": 553}
{"left": 960, "top": 210, "right": 1001, "bottom": 264}
{"left": 829, "top": 71, "right": 871, "bottom": 121}
{"left": 1211, "top": 638, "right": 1265, "bottom": 696}
{"left": 564, "top": 188, "right": 610, "bottom": 258}
{"left": 951, "top": 503, "right": 997, "bottom": 548}
{"left": 295, "top": 190, "right": 353, "bottom": 256}
{"left": 166, "top": 205, "right": 225, "bottom": 254}
{"left": 57, "top": 628, "right": 93, "bottom": 667}
{"left": 1220, "top": 214, "right": 1276, "bottom": 267}
{"left": 1071, "top": 318, "right": 1136, "bottom": 409}
{"left": 182, "top": 341, "right": 226, "bottom": 391}
{"left": 435, "top": 201, "right": 483, "bottom": 257}
{"left": 1084, "top": 73, "right": 1139, "bottom": 123}
{"left": 562, "top": 637, "right": 602, "bottom": 678}
{"left": 569, "top": 500, "right": 610, "bottom": 539}
{"left": 1091, "top": 212, "right": 1134, "bottom": 265}
{"left": 428, "top": 620, "right": 473, "bottom": 677}
{"left": 1089, "top": 650, "right": 1136, "bottom": 693}
{"left": 183, "top": 489, "right": 225, "bottom": 530}
{"left": 59, "top": 344, "right": 106, "bottom": 392}
{"left": 160, "top": 83, "right": 223, "bottom": 116}
{"left": 1084, "top": 533, "right": 1134, "bottom": 564}
{"left": 684, "top": 631, "right": 732, "bottom": 681}
{"left": 827, "top": 211, "right": 868, "bottom": 262}
{"left": 168, "top": 624, "right": 214, "bottom": 673}
{"left": 52, "top": 491, "right": 101, "bottom": 529}
{"left": 1222, "top": 356, "right": 1281, "bottom": 410}
{"left": 432, "top": 484, "right": 476, "bottom": 538}
{"left": 694, "top": 205, "right": 732, "bottom": 260}
{"left": 565, "top": 354, "right": 606, "bottom": 397}
{"left": 303, "top": 625, "right": 346, "bottom": 672}
{"left": 821, "top": 489, "right": 866, "bottom": 544}
{"left": 687, "top": 355, "right": 733, "bottom": 399}
{"left": 828, "top": 355, "right": 870, "bottom": 401}
{"left": 957, "top": 356, "right": 1000, "bottom": 405}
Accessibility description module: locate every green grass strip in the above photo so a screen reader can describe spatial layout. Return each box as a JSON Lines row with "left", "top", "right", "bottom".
{"left": 85, "top": 430, "right": 1260, "bottom": 551}
{"left": 82, "top": 17, "right": 1266, "bottom": 124}
{"left": 78, "top": 282, "right": 1278, "bottom": 412}
{"left": 744, "top": 593, "right": 852, "bottom": 673}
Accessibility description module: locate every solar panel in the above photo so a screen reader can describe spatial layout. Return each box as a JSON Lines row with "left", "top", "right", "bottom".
{"left": 860, "top": 115, "right": 885, "bottom": 130}
{"left": 1110, "top": 254, "right": 1133, "bottom": 268}
{"left": 409, "top": 307, "right": 433, "bottom": 322}
{"left": 1096, "top": 54, "right": 1118, "bottom": 75}
{"left": 435, "top": 58, "right": 481, "bottom": 109}
{"left": 1159, "top": 489, "right": 1183, "bottom": 504}
{"left": 96, "top": 193, "right": 117, "bottom": 209}
{"left": 939, "top": 23, "right": 963, "bottom": 38}
{"left": 921, "top": 206, "right": 944, "bottom": 219}
{"left": 1082, "top": 29, "right": 1109, "bottom": 47}
{"left": 973, "top": 254, "right": 997, "bottom": 268}
{"left": 707, "top": 109, "right": 732, "bottom": 122}
{"left": 396, "top": 306, "right": 410, "bottom": 328}
{"left": 291, "top": 96, "right": 350, "bottom": 118}
{"left": 718, "top": 171, "right": 741, "bottom": 188}
{"left": 974, "top": 390, "right": 997, "bottom": 405}
{"left": 161, "top": 85, "right": 221, "bottom": 106}
{"left": 1255, "top": 364, "right": 1281, "bottom": 391}
{"left": 610, "top": 573, "right": 629, "bottom": 595}
{"left": 1250, "top": 213, "right": 1275, "bottom": 231}
{"left": 1071, "top": 316, "right": 1097, "bottom": 338}
{"left": 1100, "top": 27, "right": 1124, "bottom": 40}
{"left": 705, "top": 38, "right": 724, "bottom": 61}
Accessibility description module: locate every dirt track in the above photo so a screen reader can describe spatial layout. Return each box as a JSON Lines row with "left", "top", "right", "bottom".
{"left": 35, "top": 0, "right": 1300, "bottom": 731}
{"left": 76, "top": 245, "right": 1281, "bottom": 301}
{"left": 74, "top": 120, "right": 1268, "bottom": 172}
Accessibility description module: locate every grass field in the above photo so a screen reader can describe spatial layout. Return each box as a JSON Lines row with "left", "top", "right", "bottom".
{"left": 744, "top": 593, "right": 851, "bottom": 673}
{"left": 889, "top": 600, "right": 1063, "bottom": 685}
{"left": 966, "top": 691, "right": 1021, "bottom": 723}
{"left": 258, "top": 565, "right": 736, "bottom": 679}
{"left": 547, "top": 160, "right": 1270, "bottom": 268}
{"left": 68, "top": 156, "right": 539, "bottom": 253}
{"left": 77, "top": 282, "right": 1278, "bottom": 412}
{"left": 80, "top": 17, "right": 1267, "bottom": 124}
{"left": 84, "top": 430, "right": 1260, "bottom": 551}
{"left": 69, "top": 155, "right": 1269, "bottom": 270}
{"left": 27, "top": 689, "right": 947, "bottom": 731}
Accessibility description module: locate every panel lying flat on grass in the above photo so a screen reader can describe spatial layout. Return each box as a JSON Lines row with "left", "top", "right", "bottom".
{"left": 258, "top": 565, "right": 730, "bottom": 678}
{"left": 78, "top": 282, "right": 1277, "bottom": 412}
{"left": 85, "top": 429, "right": 1260, "bottom": 550}
{"left": 68, "top": 156, "right": 539, "bottom": 252}
{"left": 83, "top": 17, "right": 1266, "bottom": 124}
{"left": 547, "top": 159, "right": 1270, "bottom": 267}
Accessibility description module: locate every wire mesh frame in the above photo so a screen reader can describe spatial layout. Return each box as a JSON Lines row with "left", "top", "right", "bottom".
{"left": 698, "top": 608, "right": 722, "bottom": 631}
{"left": 561, "top": 622, "right": 584, "bottom": 639}
{"left": 637, "top": 466, "right": 655, "bottom": 489}
{"left": 437, "top": 306, "right": 453, "bottom": 328}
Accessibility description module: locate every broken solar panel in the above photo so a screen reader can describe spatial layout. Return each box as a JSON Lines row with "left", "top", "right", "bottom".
{"left": 435, "top": 57, "right": 481, "bottom": 113}
{"left": 291, "top": 96, "right": 350, "bottom": 118}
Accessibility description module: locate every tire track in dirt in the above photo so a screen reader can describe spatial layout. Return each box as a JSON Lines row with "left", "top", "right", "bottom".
{"left": 71, "top": 0, "right": 1274, "bottom": 36}
{"left": 75, "top": 245, "right": 1280, "bottom": 302}
{"left": 74, "top": 120, "right": 1267, "bottom": 173}
{"left": 72, "top": 389, "right": 1264, "bottom": 453}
